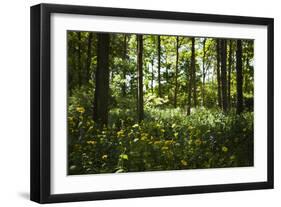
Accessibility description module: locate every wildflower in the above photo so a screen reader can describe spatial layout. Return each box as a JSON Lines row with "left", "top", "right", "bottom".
{"left": 86, "top": 140, "right": 96, "bottom": 145}
{"left": 132, "top": 124, "right": 139, "bottom": 128}
{"left": 117, "top": 130, "right": 124, "bottom": 138}
{"left": 154, "top": 141, "right": 161, "bottom": 145}
{"left": 181, "top": 160, "right": 188, "bottom": 166}
{"left": 102, "top": 155, "right": 108, "bottom": 160}
{"left": 230, "top": 155, "right": 235, "bottom": 160}
{"left": 222, "top": 146, "right": 228, "bottom": 152}
{"left": 165, "top": 140, "right": 173, "bottom": 145}
{"left": 141, "top": 133, "right": 149, "bottom": 141}
{"left": 195, "top": 139, "right": 202, "bottom": 146}
{"left": 76, "top": 106, "right": 85, "bottom": 113}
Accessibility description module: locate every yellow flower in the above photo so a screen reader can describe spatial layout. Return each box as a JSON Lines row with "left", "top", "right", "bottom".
{"left": 102, "top": 155, "right": 108, "bottom": 160}
{"left": 117, "top": 130, "right": 124, "bottom": 138}
{"left": 76, "top": 106, "right": 85, "bottom": 113}
{"left": 181, "top": 160, "right": 188, "bottom": 166}
{"left": 165, "top": 140, "right": 173, "bottom": 145}
{"left": 195, "top": 139, "right": 202, "bottom": 146}
{"left": 230, "top": 155, "right": 235, "bottom": 160}
{"left": 86, "top": 141, "right": 96, "bottom": 145}
{"left": 141, "top": 133, "right": 149, "bottom": 141}
{"left": 154, "top": 141, "right": 161, "bottom": 145}
{"left": 132, "top": 124, "right": 139, "bottom": 128}
{"left": 222, "top": 146, "right": 228, "bottom": 152}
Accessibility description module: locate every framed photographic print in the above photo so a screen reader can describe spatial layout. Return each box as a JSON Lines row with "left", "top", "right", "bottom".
{"left": 30, "top": 3, "right": 274, "bottom": 203}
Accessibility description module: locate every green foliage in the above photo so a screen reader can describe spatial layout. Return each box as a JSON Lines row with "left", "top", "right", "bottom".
{"left": 68, "top": 106, "right": 253, "bottom": 174}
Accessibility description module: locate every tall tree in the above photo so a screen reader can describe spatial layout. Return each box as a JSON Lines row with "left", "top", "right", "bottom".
{"left": 93, "top": 33, "right": 110, "bottom": 126}
{"left": 122, "top": 34, "right": 127, "bottom": 96}
{"left": 77, "top": 32, "right": 82, "bottom": 86}
{"left": 227, "top": 40, "right": 232, "bottom": 107}
{"left": 174, "top": 36, "right": 179, "bottom": 108}
{"left": 137, "top": 34, "right": 144, "bottom": 122}
{"left": 236, "top": 40, "right": 243, "bottom": 114}
{"left": 157, "top": 36, "right": 162, "bottom": 97}
{"left": 221, "top": 39, "right": 228, "bottom": 112}
{"left": 151, "top": 59, "right": 154, "bottom": 92}
{"left": 216, "top": 39, "right": 222, "bottom": 108}
{"left": 187, "top": 59, "right": 192, "bottom": 115}
{"left": 85, "top": 32, "right": 93, "bottom": 83}
{"left": 191, "top": 37, "right": 197, "bottom": 107}
{"left": 202, "top": 38, "right": 206, "bottom": 106}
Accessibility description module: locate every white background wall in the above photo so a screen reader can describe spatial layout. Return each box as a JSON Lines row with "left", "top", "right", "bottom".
{"left": 0, "top": 0, "right": 279, "bottom": 206}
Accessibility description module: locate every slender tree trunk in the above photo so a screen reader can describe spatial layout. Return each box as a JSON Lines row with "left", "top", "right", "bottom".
{"left": 202, "top": 38, "right": 206, "bottom": 106}
{"left": 191, "top": 37, "right": 197, "bottom": 107}
{"left": 245, "top": 55, "right": 250, "bottom": 93}
{"left": 174, "top": 36, "right": 179, "bottom": 108}
{"left": 157, "top": 36, "right": 162, "bottom": 97}
{"left": 93, "top": 33, "right": 110, "bottom": 126}
{"left": 151, "top": 59, "right": 154, "bottom": 92}
{"left": 236, "top": 40, "right": 243, "bottom": 114}
{"left": 110, "top": 35, "right": 115, "bottom": 84}
{"left": 85, "top": 32, "right": 93, "bottom": 83}
{"left": 77, "top": 32, "right": 82, "bottom": 86}
{"left": 228, "top": 40, "right": 232, "bottom": 108}
{"left": 165, "top": 55, "right": 169, "bottom": 84}
{"left": 216, "top": 39, "right": 222, "bottom": 108}
{"left": 187, "top": 61, "right": 192, "bottom": 115}
{"left": 221, "top": 39, "right": 228, "bottom": 112}
{"left": 122, "top": 34, "right": 127, "bottom": 96}
{"left": 137, "top": 34, "right": 144, "bottom": 122}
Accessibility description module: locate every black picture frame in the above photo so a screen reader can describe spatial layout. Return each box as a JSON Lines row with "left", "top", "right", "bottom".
{"left": 30, "top": 3, "right": 274, "bottom": 204}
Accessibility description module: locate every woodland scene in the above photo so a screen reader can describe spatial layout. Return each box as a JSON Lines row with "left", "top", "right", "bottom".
{"left": 67, "top": 31, "right": 254, "bottom": 175}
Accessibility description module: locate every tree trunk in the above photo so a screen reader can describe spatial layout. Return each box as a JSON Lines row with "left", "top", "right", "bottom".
{"left": 165, "top": 55, "right": 169, "bottom": 84}
{"left": 157, "top": 36, "right": 162, "bottom": 97}
{"left": 202, "top": 38, "right": 206, "bottom": 106}
{"left": 191, "top": 37, "right": 197, "bottom": 107}
{"left": 245, "top": 54, "right": 250, "bottom": 93}
{"left": 174, "top": 36, "right": 179, "bottom": 108}
{"left": 137, "top": 34, "right": 144, "bottom": 122}
{"left": 93, "top": 33, "right": 110, "bottom": 126}
{"left": 216, "top": 39, "right": 222, "bottom": 108}
{"left": 187, "top": 60, "right": 192, "bottom": 115}
{"left": 227, "top": 40, "right": 232, "bottom": 108}
{"left": 236, "top": 40, "right": 243, "bottom": 114}
{"left": 85, "top": 32, "right": 93, "bottom": 83}
{"left": 122, "top": 34, "right": 127, "bottom": 96}
{"left": 77, "top": 32, "right": 82, "bottom": 86}
{"left": 221, "top": 39, "right": 228, "bottom": 112}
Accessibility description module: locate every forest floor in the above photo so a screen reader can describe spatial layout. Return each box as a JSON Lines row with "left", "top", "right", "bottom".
{"left": 68, "top": 106, "right": 254, "bottom": 175}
